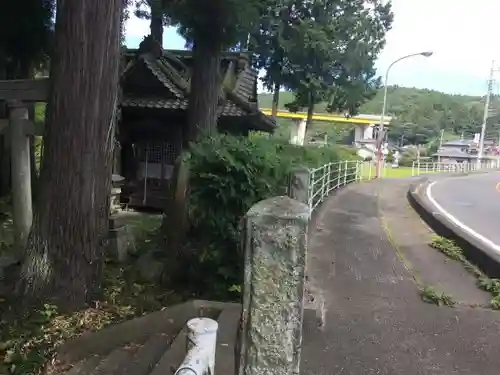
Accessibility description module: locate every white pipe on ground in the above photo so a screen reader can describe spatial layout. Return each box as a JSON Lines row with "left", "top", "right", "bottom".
{"left": 175, "top": 318, "right": 218, "bottom": 375}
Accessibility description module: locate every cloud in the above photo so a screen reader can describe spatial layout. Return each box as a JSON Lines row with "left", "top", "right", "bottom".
{"left": 375, "top": 0, "right": 500, "bottom": 94}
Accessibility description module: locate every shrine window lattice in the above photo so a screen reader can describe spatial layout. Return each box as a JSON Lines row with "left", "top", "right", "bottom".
{"left": 136, "top": 140, "right": 177, "bottom": 165}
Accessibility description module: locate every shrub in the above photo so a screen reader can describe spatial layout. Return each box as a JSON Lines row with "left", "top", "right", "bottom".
{"left": 183, "top": 134, "right": 351, "bottom": 299}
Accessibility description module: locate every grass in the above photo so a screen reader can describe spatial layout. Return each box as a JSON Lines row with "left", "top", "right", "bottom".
{"left": 429, "top": 235, "right": 500, "bottom": 308}
{"left": 420, "top": 285, "right": 455, "bottom": 306}
{"left": 0, "top": 212, "right": 184, "bottom": 375}
{"left": 361, "top": 164, "right": 416, "bottom": 179}
{"left": 0, "top": 196, "right": 13, "bottom": 254}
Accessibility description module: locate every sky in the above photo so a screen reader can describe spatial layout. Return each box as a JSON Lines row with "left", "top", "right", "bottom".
{"left": 124, "top": 0, "right": 500, "bottom": 97}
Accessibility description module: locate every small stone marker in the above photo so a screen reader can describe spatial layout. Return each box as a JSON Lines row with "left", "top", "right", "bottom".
{"left": 8, "top": 101, "right": 33, "bottom": 250}
{"left": 236, "top": 196, "right": 309, "bottom": 375}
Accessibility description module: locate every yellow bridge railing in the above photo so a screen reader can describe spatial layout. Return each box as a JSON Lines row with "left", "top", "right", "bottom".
{"left": 260, "top": 108, "right": 391, "bottom": 126}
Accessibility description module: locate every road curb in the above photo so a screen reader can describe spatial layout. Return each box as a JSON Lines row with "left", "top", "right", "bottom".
{"left": 407, "top": 177, "right": 500, "bottom": 278}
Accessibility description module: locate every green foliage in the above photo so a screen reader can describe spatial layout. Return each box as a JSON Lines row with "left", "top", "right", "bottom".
{"left": 284, "top": 0, "right": 392, "bottom": 116}
{"left": 430, "top": 236, "right": 464, "bottom": 261}
{"left": 259, "top": 87, "right": 500, "bottom": 148}
{"left": 0, "top": 196, "right": 13, "bottom": 252}
{"left": 477, "top": 278, "right": 500, "bottom": 309}
{"left": 184, "top": 134, "right": 349, "bottom": 299}
{"left": 136, "top": 0, "right": 268, "bottom": 48}
{"left": 420, "top": 285, "right": 455, "bottom": 307}
{"left": 428, "top": 236, "right": 500, "bottom": 309}
{"left": 0, "top": 0, "right": 54, "bottom": 78}
{"left": 360, "top": 86, "right": 500, "bottom": 145}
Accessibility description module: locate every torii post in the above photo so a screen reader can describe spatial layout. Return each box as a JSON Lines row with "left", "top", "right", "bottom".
{"left": 0, "top": 78, "right": 48, "bottom": 250}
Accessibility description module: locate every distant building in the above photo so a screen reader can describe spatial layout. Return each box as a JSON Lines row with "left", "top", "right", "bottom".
{"left": 433, "top": 138, "right": 497, "bottom": 163}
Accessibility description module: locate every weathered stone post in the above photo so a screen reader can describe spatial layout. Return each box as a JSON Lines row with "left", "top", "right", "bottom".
{"left": 288, "top": 168, "right": 310, "bottom": 209}
{"left": 8, "top": 101, "right": 33, "bottom": 250}
{"left": 236, "top": 196, "right": 309, "bottom": 375}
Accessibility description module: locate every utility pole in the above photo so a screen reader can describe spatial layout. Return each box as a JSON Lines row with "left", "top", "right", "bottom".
{"left": 478, "top": 60, "right": 497, "bottom": 166}
{"left": 438, "top": 129, "right": 444, "bottom": 163}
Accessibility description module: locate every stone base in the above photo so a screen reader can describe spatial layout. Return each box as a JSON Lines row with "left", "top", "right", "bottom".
{"left": 107, "top": 225, "right": 136, "bottom": 263}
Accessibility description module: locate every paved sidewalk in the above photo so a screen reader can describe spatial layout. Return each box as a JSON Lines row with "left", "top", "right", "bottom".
{"left": 301, "top": 179, "right": 500, "bottom": 375}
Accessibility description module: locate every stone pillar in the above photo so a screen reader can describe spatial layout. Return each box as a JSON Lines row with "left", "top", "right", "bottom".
{"left": 288, "top": 168, "right": 311, "bottom": 209}
{"left": 236, "top": 196, "right": 309, "bottom": 375}
{"left": 9, "top": 101, "right": 32, "bottom": 250}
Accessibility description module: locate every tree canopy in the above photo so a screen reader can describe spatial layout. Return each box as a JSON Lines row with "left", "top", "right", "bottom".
{"left": 0, "top": 0, "right": 54, "bottom": 78}
{"left": 249, "top": 0, "right": 393, "bottom": 123}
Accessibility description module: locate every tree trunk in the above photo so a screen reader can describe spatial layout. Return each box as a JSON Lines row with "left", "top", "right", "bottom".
{"left": 271, "top": 82, "right": 280, "bottom": 118}
{"left": 306, "top": 91, "right": 315, "bottom": 127}
{"left": 185, "top": 38, "right": 222, "bottom": 145}
{"left": 18, "top": 0, "right": 123, "bottom": 309}
{"left": 0, "top": 63, "right": 10, "bottom": 196}
{"left": 150, "top": 0, "right": 163, "bottom": 46}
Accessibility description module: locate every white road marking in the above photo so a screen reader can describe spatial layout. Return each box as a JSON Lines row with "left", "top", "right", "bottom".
{"left": 426, "top": 181, "right": 500, "bottom": 255}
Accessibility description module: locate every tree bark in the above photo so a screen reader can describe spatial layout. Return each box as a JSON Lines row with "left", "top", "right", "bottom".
{"left": 306, "top": 91, "right": 315, "bottom": 127}
{"left": 18, "top": 0, "right": 123, "bottom": 309}
{"left": 0, "top": 64, "right": 10, "bottom": 196}
{"left": 185, "top": 38, "right": 222, "bottom": 145}
{"left": 150, "top": 0, "right": 163, "bottom": 46}
{"left": 271, "top": 82, "right": 280, "bottom": 118}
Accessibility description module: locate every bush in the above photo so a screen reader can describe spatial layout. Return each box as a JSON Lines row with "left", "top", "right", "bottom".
{"left": 182, "top": 134, "right": 353, "bottom": 299}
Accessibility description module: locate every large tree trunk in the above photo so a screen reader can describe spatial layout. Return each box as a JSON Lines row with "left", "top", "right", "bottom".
{"left": 271, "top": 82, "right": 280, "bottom": 118}
{"left": 18, "top": 0, "right": 123, "bottom": 309}
{"left": 185, "top": 38, "right": 222, "bottom": 145}
{"left": 0, "top": 63, "right": 10, "bottom": 196}
{"left": 150, "top": 0, "right": 163, "bottom": 45}
{"left": 306, "top": 92, "right": 315, "bottom": 127}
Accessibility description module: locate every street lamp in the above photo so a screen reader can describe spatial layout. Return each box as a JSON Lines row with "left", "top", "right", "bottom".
{"left": 376, "top": 51, "right": 433, "bottom": 178}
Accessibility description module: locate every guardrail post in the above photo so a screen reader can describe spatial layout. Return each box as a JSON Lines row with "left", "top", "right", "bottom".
{"left": 236, "top": 196, "right": 309, "bottom": 375}
{"left": 343, "top": 160, "right": 348, "bottom": 185}
{"left": 327, "top": 163, "right": 332, "bottom": 194}
{"left": 288, "top": 167, "right": 311, "bottom": 210}
{"left": 320, "top": 166, "right": 326, "bottom": 202}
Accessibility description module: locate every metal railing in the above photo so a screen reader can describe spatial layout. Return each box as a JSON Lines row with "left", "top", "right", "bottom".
{"left": 174, "top": 318, "right": 218, "bottom": 375}
{"left": 306, "top": 160, "right": 362, "bottom": 212}
{"left": 411, "top": 160, "right": 500, "bottom": 176}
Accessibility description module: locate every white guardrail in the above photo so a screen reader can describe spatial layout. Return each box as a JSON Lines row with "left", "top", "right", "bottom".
{"left": 174, "top": 318, "right": 218, "bottom": 375}
{"left": 411, "top": 160, "right": 500, "bottom": 176}
{"left": 307, "top": 160, "right": 362, "bottom": 211}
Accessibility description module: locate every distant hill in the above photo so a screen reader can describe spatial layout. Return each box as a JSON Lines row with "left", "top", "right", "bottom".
{"left": 258, "top": 87, "right": 500, "bottom": 145}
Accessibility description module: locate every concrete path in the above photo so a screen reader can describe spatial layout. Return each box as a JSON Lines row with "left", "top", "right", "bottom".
{"left": 427, "top": 172, "right": 500, "bottom": 248}
{"left": 302, "top": 179, "right": 500, "bottom": 375}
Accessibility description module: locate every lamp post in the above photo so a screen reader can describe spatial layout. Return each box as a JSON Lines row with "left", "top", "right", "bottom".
{"left": 376, "top": 51, "right": 433, "bottom": 178}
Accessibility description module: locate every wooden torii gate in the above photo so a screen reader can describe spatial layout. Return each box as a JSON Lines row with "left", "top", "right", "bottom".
{"left": 0, "top": 78, "right": 48, "bottom": 250}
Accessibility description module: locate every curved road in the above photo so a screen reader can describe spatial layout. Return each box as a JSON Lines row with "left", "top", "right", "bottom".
{"left": 427, "top": 172, "right": 500, "bottom": 250}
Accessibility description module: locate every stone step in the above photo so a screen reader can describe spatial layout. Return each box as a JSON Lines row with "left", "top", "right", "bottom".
{"left": 149, "top": 327, "right": 187, "bottom": 375}
{"left": 214, "top": 304, "right": 241, "bottom": 375}
{"left": 65, "top": 355, "right": 102, "bottom": 375}
{"left": 118, "top": 333, "right": 174, "bottom": 375}
{"left": 90, "top": 347, "right": 132, "bottom": 375}
{"left": 57, "top": 300, "right": 240, "bottom": 375}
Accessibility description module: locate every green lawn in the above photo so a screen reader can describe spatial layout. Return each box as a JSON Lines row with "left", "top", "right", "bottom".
{"left": 361, "top": 165, "right": 416, "bottom": 179}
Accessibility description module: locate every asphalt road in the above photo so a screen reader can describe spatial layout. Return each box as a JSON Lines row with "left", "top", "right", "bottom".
{"left": 428, "top": 172, "right": 500, "bottom": 246}
{"left": 302, "top": 180, "right": 500, "bottom": 375}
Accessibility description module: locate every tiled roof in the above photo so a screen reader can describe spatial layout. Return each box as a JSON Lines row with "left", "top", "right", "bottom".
{"left": 121, "top": 48, "right": 275, "bottom": 132}
{"left": 234, "top": 67, "right": 258, "bottom": 102}
{"left": 219, "top": 100, "right": 247, "bottom": 117}
{"left": 141, "top": 55, "right": 185, "bottom": 98}
{"left": 121, "top": 97, "right": 188, "bottom": 110}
